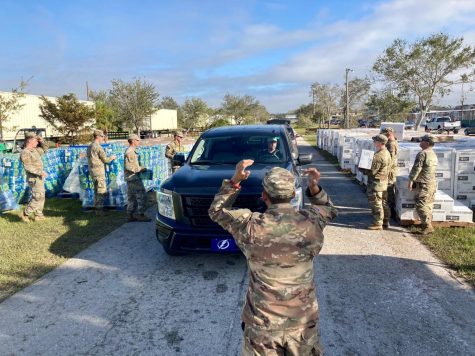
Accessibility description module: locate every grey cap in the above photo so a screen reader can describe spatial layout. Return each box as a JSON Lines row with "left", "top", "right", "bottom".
{"left": 380, "top": 127, "right": 394, "bottom": 134}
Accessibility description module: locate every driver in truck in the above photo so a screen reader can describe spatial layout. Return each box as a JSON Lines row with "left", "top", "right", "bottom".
{"left": 208, "top": 160, "right": 337, "bottom": 356}
{"left": 258, "top": 136, "right": 283, "bottom": 161}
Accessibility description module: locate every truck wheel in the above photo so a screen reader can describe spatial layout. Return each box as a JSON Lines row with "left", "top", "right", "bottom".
{"left": 437, "top": 127, "right": 443, "bottom": 134}
{"left": 454, "top": 129, "right": 459, "bottom": 134}
{"left": 425, "top": 126, "right": 430, "bottom": 132}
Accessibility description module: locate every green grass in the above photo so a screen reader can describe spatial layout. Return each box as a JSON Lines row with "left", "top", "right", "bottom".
{"left": 419, "top": 227, "right": 475, "bottom": 286}
{"left": 0, "top": 198, "right": 133, "bottom": 302}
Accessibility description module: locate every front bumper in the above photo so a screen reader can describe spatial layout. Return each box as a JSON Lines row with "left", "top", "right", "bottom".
{"left": 155, "top": 213, "right": 240, "bottom": 253}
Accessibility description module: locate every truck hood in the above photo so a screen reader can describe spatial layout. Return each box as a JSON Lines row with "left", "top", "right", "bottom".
{"left": 163, "top": 162, "right": 296, "bottom": 195}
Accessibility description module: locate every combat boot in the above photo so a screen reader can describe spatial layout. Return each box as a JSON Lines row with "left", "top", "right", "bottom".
{"left": 34, "top": 215, "right": 47, "bottom": 221}
{"left": 135, "top": 214, "right": 152, "bottom": 222}
{"left": 127, "top": 212, "right": 137, "bottom": 222}
{"left": 367, "top": 224, "right": 383, "bottom": 230}
{"left": 383, "top": 220, "right": 390, "bottom": 229}
{"left": 420, "top": 225, "right": 434, "bottom": 235}
{"left": 20, "top": 212, "right": 31, "bottom": 223}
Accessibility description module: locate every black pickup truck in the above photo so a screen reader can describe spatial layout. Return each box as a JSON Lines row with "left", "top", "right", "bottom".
{"left": 155, "top": 125, "right": 312, "bottom": 255}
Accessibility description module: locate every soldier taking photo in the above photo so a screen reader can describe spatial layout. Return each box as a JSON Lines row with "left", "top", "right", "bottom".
{"left": 209, "top": 160, "right": 337, "bottom": 355}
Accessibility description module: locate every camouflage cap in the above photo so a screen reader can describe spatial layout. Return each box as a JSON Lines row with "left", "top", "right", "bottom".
{"left": 174, "top": 131, "right": 184, "bottom": 138}
{"left": 93, "top": 129, "right": 105, "bottom": 137}
{"left": 380, "top": 127, "right": 394, "bottom": 134}
{"left": 372, "top": 134, "right": 388, "bottom": 144}
{"left": 262, "top": 167, "right": 295, "bottom": 199}
{"left": 128, "top": 134, "right": 140, "bottom": 140}
{"left": 421, "top": 134, "right": 435, "bottom": 145}
{"left": 24, "top": 132, "right": 37, "bottom": 139}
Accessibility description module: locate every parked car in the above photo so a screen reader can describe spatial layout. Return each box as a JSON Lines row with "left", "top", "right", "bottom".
{"left": 155, "top": 125, "right": 312, "bottom": 255}
{"left": 464, "top": 126, "right": 475, "bottom": 136}
{"left": 404, "top": 121, "right": 416, "bottom": 130}
{"left": 425, "top": 117, "right": 461, "bottom": 134}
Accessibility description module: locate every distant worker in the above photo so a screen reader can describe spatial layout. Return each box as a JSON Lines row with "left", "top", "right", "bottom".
{"left": 86, "top": 130, "right": 116, "bottom": 216}
{"left": 20, "top": 132, "right": 49, "bottom": 222}
{"left": 360, "top": 134, "right": 391, "bottom": 230}
{"left": 258, "top": 137, "right": 283, "bottom": 161}
{"left": 408, "top": 135, "right": 437, "bottom": 235}
{"left": 209, "top": 162, "right": 337, "bottom": 355}
{"left": 124, "top": 134, "right": 151, "bottom": 222}
{"left": 381, "top": 127, "right": 398, "bottom": 212}
{"left": 165, "top": 131, "right": 184, "bottom": 173}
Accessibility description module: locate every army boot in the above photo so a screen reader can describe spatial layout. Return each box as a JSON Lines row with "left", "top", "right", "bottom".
{"left": 383, "top": 220, "right": 390, "bottom": 229}
{"left": 20, "top": 212, "right": 31, "bottom": 223}
{"left": 368, "top": 224, "right": 383, "bottom": 230}
{"left": 135, "top": 214, "right": 152, "bottom": 222}
{"left": 420, "top": 225, "right": 434, "bottom": 235}
{"left": 127, "top": 212, "right": 137, "bottom": 222}
{"left": 34, "top": 215, "right": 46, "bottom": 221}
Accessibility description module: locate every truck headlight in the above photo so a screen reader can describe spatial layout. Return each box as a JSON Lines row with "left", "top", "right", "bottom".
{"left": 157, "top": 191, "right": 175, "bottom": 220}
{"left": 291, "top": 187, "right": 303, "bottom": 210}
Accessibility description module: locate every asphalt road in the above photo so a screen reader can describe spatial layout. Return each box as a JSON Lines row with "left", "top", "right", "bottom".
{"left": 0, "top": 139, "right": 474, "bottom": 356}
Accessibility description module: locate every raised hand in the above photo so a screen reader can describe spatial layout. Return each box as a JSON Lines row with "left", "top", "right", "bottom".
{"left": 303, "top": 167, "right": 321, "bottom": 195}
{"left": 232, "top": 159, "right": 254, "bottom": 183}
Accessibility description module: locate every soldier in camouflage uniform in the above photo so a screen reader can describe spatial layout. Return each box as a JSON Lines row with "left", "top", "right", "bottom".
{"left": 209, "top": 160, "right": 337, "bottom": 356}
{"left": 165, "top": 131, "right": 184, "bottom": 174}
{"left": 124, "top": 134, "right": 151, "bottom": 222}
{"left": 86, "top": 130, "right": 116, "bottom": 215}
{"left": 408, "top": 135, "right": 437, "bottom": 235}
{"left": 20, "top": 132, "right": 49, "bottom": 222}
{"left": 381, "top": 127, "right": 398, "bottom": 216}
{"left": 360, "top": 134, "right": 391, "bottom": 230}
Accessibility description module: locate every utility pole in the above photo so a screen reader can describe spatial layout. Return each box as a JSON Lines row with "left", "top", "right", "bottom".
{"left": 345, "top": 68, "right": 352, "bottom": 129}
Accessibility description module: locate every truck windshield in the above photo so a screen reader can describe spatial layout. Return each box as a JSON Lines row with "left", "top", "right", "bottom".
{"left": 190, "top": 134, "right": 288, "bottom": 164}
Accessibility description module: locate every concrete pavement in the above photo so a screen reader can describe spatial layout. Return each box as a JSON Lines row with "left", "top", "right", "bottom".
{"left": 0, "top": 138, "right": 474, "bottom": 355}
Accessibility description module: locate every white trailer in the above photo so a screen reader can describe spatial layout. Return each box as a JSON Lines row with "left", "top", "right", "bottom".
{"left": 0, "top": 91, "right": 93, "bottom": 141}
{"left": 142, "top": 109, "right": 178, "bottom": 137}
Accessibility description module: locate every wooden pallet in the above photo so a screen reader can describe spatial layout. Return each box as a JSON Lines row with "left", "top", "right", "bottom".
{"left": 397, "top": 219, "right": 474, "bottom": 228}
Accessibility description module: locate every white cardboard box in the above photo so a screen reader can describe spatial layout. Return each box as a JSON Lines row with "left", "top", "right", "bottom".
{"left": 455, "top": 150, "right": 475, "bottom": 174}
{"left": 433, "top": 191, "right": 454, "bottom": 211}
{"left": 358, "top": 149, "right": 374, "bottom": 170}
{"left": 446, "top": 200, "right": 474, "bottom": 222}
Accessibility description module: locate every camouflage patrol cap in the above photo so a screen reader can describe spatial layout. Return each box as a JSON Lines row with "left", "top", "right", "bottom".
{"left": 372, "top": 134, "right": 388, "bottom": 144}
{"left": 421, "top": 134, "right": 435, "bottom": 145}
{"left": 262, "top": 167, "right": 295, "bottom": 199}
{"left": 24, "top": 132, "right": 37, "bottom": 139}
{"left": 174, "top": 131, "right": 184, "bottom": 138}
{"left": 380, "top": 127, "right": 394, "bottom": 134}
{"left": 93, "top": 129, "right": 105, "bottom": 137}
{"left": 128, "top": 134, "right": 140, "bottom": 140}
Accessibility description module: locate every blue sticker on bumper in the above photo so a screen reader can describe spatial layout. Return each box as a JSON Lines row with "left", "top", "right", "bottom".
{"left": 211, "top": 238, "right": 239, "bottom": 252}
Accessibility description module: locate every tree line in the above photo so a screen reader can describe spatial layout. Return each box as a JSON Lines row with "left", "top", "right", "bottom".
{"left": 293, "top": 33, "right": 475, "bottom": 130}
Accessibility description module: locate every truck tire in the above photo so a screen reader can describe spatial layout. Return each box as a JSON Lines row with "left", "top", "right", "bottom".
{"left": 454, "top": 129, "right": 459, "bottom": 134}
{"left": 425, "top": 126, "right": 430, "bottom": 132}
{"left": 437, "top": 126, "right": 443, "bottom": 134}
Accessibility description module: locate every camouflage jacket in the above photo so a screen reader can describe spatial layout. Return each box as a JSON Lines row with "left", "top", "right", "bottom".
{"left": 87, "top": 141, "right": 114, "bottom": 178}
{"left": 409, "top": 148, "right": 437, "bottom": 185}
{"left": 208, "top": 180, "right": 337, "bottom": 330}
{"left": 165, "top": 141, "right": 182, "bottom": 160}
{"left": 366, "top": 146, "right": 391, "bottom": 191}
{"left": 124, "top": 147, "right": 144, "bottom": 181}
{"left": 20, "top": 141, "right": 49, "bottom": 178}
{"left": 386, "top": 138, "right": 398, "bottom": 184}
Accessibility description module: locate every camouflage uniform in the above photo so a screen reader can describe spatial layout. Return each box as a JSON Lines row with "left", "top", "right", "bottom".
{"left": 124, "top": 146, "right": 147, "bottom": 215}
{"left": 364, "top": 135, "right": 391, "bottom": 227}
{"left": 165, "top": 140, "right": 182, "bottom": 173}
{"left": 20, "top": 137, "right": 48, "bottom": 218}
{"left": 87, "top": 141, "right": 114, "bottom": 209}
{"left": 409, "top": 139, "right": 437, "bottom": 229}
{"left": 386, "top": 137, "right": 398, "bottom": 212}
{"left": 209, "top": 167, "right": 337, "bottom": 356}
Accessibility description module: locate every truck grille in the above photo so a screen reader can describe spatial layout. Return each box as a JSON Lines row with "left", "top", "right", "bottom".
{"left": 182, "top": 195, "right": 265, "bottom": 226}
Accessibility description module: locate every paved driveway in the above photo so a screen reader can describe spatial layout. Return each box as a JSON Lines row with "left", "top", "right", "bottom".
{"left": 0, "top": 139, "right": 474, "bottom": 355}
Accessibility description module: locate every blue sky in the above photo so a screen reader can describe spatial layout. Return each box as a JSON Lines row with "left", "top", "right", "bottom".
{"left": 1, "top": 0, "right": 475, "bottom": 112}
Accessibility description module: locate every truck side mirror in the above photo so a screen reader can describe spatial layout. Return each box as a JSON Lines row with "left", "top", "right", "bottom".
{"left": 173, "top": 154, "right": 186, "bottom": 166}
{"left": 298, "top": 153, "right": 312, "bottom": 165}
